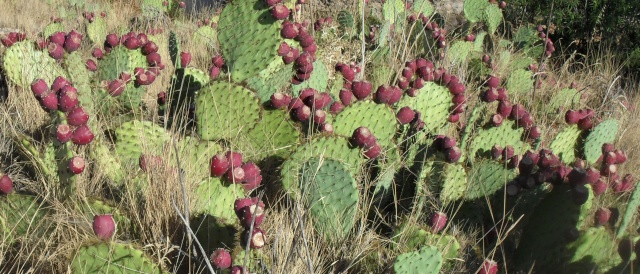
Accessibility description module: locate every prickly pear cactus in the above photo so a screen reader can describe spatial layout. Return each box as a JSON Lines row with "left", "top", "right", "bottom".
{"left": 412, "top": 0, "right": 435, "bottom": 16}
{"left": 396, "top": 82, "right": 453, "bottom": 134}
{"left": 195, "top": 81, "right": 261, "bottom": 141}
{"left": 617, "top": 182, "right": 640, "bottom": 238}
{"left": 291, "top": 60, "right": 329, "bottom": 95}
{"left": 242, "top": 108, "right": 301, "bottom": 160}
{"left": 484, "top": 4, "right": 503, "bottom": 34}
{"left": 382, "top": 0, "right": 405, "bottom": 24}
{"left": 565, "top": 227, "right": 620, "bottom": 273}
{"left": 436, "top": 163, "right": 468, "bottom": 204}
{"left": 2, "top": 41, "right": 67, "bottom": 88}
{"left": 70, "top": 242, "right": 166, "bottom": 273}
{"left": 549, "top": 88, "right": 581, "bottom": 113}
{"left": 43, "top": 22, "right": 64, "bottom": 38}
{"left": 584, "top": 119, "right": 619, "bottom": 164}
{"left": 192, "top": 177, "right": 245, "bottom": 224}
{"left": 192, "top": 214, "right": 238, "bottom": 252}
{"left": 300, "top": 157, "right": 359, "bottom": 240}
{"left": 86, "top": 17, "right": 107, "bottom": 45}
{"left": 506, "top": 68, "right": 533, "bottom": 95}
{"left": 446, "top": 41, "right": 474, "bottom": 65}
{"left": 333, "top": 101, "right": 397, "bottom": 148}
{"left": 394, "top": 223, "right": 460, "bottom": 260}
{"left": 246, "top": 62, "right": 293, "bottom": 103}
{"left": 468, "top": 120, "right": 530, "bottom": 161}
{"left": 115, "top": 120, "right": 171, "bottom": 165}
{"left": 464, "top": 0, "right": 490, "bottom": 23}
{"left": 394, "top": 245, "right": 443, "bottom": 274}
{"left": 549, "top": 124, "right": 582, "bottom": 164}
{"left": 217, "top": 0, "right": 284, "bottom": 82}
{"left": 192, "top": 25, "right": 219, "bottom": 50}
{"left": 465, "top": 160, "right": 517, "bottom": 200}
{"left": 337, "top": 10, "right": 355, "bottom": 30}
{"left": 0, "top": 194, "right": 51, "bottom": 245}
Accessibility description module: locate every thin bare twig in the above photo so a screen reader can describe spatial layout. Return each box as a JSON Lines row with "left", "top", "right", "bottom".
{"left": 171, "top": 199, "right": 216, "bottom": 274}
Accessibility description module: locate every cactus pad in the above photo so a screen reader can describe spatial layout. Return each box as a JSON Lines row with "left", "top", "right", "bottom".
{"left": 474, "top": 32, "right": 487, "bottom": 52}
{"left": 2, "top": 41, "right": 67, "bottom": 88}
{"left": 468, "top": 120, "right": 530, "bottom": 160}
{"left": 506, "top": 68, "right": 533, "bottom": 95}
{"left": 565, "top": 227, "right": 619, "bottom": 272}
{"left": 97, "top": 45, "right": 147, "bottom": 81}
{"left": 446, "top": 41, "right": 473, "bottom": 65}
{"left": 549, "top": 124, "right": 582, "bottom": 164}
{"left": 332, "top": 101, "right": 397, "bottom": 148}
{"left": 292, "top": 60, "right": 329, "bottom": 95}
{"left": 618, "top": 181, "right": 640, "bottom": 238}
{"left": 397, "top": 82, "right": 453, "bottom": 134}
{"left": 584, "top": 119, "right": 619, "bottom": 164}
{"left": 43, "top": 22, "right": 64, "bottom": 39}
{"left": 464, "top": 0, "right": 490, "bottom": 23}
{"left": 192, "top": 25, "right": 218, "bottom": 50}
{"left": 195, "top": 81, "right": 261, "bottom": 141}
{"left": 86, "top": 17, "right": 107, "bottom": 46}
{"left": 465, "top": 160, "right": 516, "bottom": 200}
{"left": 394, "top": 245, "right": 443, "bottom": 274}
{"left": 300, "top": 157, "right": 358, "bottom": 240}
{"left": 337, "top": 11, "right": 354, "bottom": 30}
{"left": 0, "top": 194, "right": 51, "bottom": 245}
{"left": 243, "top": 108, "right": 301, "bottom": 160}
{"left": 484, "top": 4, "right": 503, "bottom": 34}
{"left": 437, "top": 163, "right": 468, "bottom": 204}
{"left": 549, "top": 88, "right": 581, "bottom": 112}
{"left": 193, "top": 177, "right": 245, "bottom": 224}
{"left": 70, "top": 242, "right": 166, "bottom": 273}
{"left": 218, "top": 0, "right": 283, "bottom": 82}
{"left": 382, "top": 0, "right": 405, "bottom": 24}
{"left": 246, "top": 61, "right": 293, "bottom": 103}
{"left": 115, "top": 120, "right": 171, "bottom": 166}
{"left": 412, "top": 0, "right": 434, "bottom": 17}
{"left": 192, "top": 214, "right": 238, "bottom": 252}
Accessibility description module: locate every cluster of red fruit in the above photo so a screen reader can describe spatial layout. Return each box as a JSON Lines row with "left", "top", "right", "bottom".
{"left": 209, "top": 54, "right": 226, "bottom": 79}
{"left": 424, "top": 21, "right": 447, "bottom": 49}
{"left": 313, "top": 17, "right": 332, "bottom": 31}
{"left": 266, "top": 0, "right": 290, "bottom": 20}
{"left": 210, "top": 151, "right": 262, "bottom": 192}
{"left": 269, "top": 88, "right": 335, "bottom": 133}
{"left": 278, "top": 20, "right": 318, "bottom": 84}
{"left": 433, "top": 135, "right": 462, "bottom": 163}
{"left": 351, "top": 127, "right": 382, "bottom": 159}
{"left": 0, "top": 31, "right": 26, "bottom": 47}
{"left": 565, "top": 108, "right": 596, "bottom": 130}
{"left": 196, "top": 18, "right": 217, "bottom": 28}
{"left": 535, "top": 25, "right": 556, "bottom": 57}
{"left": 98, "top": 32, "right": 165, "bottom": 95}
{"left": 41, "top": 30, "right": 83, "bottom": 59}
{"left": 82, "top": 10, "right": 106, "bottom": 23}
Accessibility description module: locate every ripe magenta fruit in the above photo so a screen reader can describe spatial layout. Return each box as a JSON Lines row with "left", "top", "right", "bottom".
{"left": 93, "top": 214, "right": 115, "bottom": 240}
{"left": 141, "top": 41, "right": 159, "bottom": 55}
{"left": 364, "top": 143, "right": 382, "bottom": 159}
{"left": 396, "top": 107, "right": 416, "bottom": 125}
{"left": 68, "top": 156, "right": 85, "bottom": 174}
{"left": 58, "top": 86, "right": 79, "bottom": 112}
{"left": 210, "top": 154, "right": 231, "bottom": 177}
{"left": 67, "top": 107, "right": 89, "bottom": 126}
{"left": 180, "top": 51, "right": 191, "bottom": 67}
{"left": 352, "top": 81, "right": 373, "bottom": 100}
{"left": 241, "top": 200, "right": 265, "bottom": 228}
{"left": 270, "top": 92, "right": 291, "bottom": 109}
{"left": 56, "top": 124, "right": 72, "bottom": 143}
{"left": 123, "top": 36, "right": 141, "bottom": 49}
{"left": 351, "top": 127, "right": 376, "bottom": 148}
{"left": 245, "top": 228, "right": 267, "bottom": 249}
{"left": 0, "top": 174, "right": 13, "bottom": 194}
{"left": 271, "top": 4, "right": 290, "bottom": 20}
{"left": 430, "top": 212, "right": 447, "bottom": 233}
{"left": 71, "top": 125, "right": 94, "bottom": 145}
{"left": 479, "top": 259, "right": 498, "bottom": 274}
{"left": 63, "top": 30, "right": 82, "bottom": 53}
{"left": 30, "top": 79, "right": 49, "bottom": 97}
{"left": 595, "top": 208, "right": 611, "bottom": 226}
{"left": 210, "top": 248, "right": 232, "bottom": 269}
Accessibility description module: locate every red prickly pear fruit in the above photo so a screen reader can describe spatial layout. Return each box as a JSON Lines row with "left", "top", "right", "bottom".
{"left": 297, "top": 62, "right": 314, "bottom": 73}
{"left": 491, "top": 145, "right": 503, "bottom": 160}
{"left": 388, "top": 86, "right": 403, "bottom": 104}
{"left": 210, "top": 248, "right": 232, "bottom": 269}
{"left": 491, "top": 114, "right": 503, "bottom": 127}
{"left": 288, "top": 97, "right": 304, "bottom": 111}
{"left": 479, "top": 259, "right": 498, "bottom": 274}
{"left": 141, "top": 41, "right": 159, "bottom": 55}
{"left": 51, "top": 76, "right": 71, "bottom": 92}
{"left": 364, "top": 143, "right": 382, "bottom": 159}
{"left": 119, "top": 72, "right": 132, "bottom": 83}
{"left": 144, "top": 70, "right": 156, "bottom": 84}
{"left": 595, "top": 208, "right": 611, "bottom": 226}
{"left": 270, "top": 92, "right": 291, "bottom": 109}
{"left": 242, "top": 175, "right": 262, "bottom": 192}
{"left": 230, "top": 266, "right": 247, "bottom": 274}
{"left": 615, "top": 149, "right": 627, "bottom": 164}
{"left": 481, "top": 88, "right": 498, "bottom": 102}
{"left": 225, "top": 151, "right": 243, "bottom": 168}
{"left": 178, "top": 1, "right": 186, "bottom": 8}
{"left": 565, "top": 110, "right": 581, "bottom": 124}
{"left": 482, "top": 54, "right": 491, "bottom": 63}
{"left": 341, "top": 67, "right": 356, "bottom": 82}
{"left": 137, "top": 33, "right": 149, "bottom": 45}
{"left": 135, "top": 71, "right": 150, "bottom": 86}
{"left": 71, "top": 125, "right": 95, "bottom": 145}
{"left": 67, "top": 107, "right": 89, "bottom": 126}
{"left": 68, "top": 156, "right": 85, "bottom": 174}
{"left": 497, "top": 100, "right": 512, "bottom": 117}
{"left": 277, "top": 42, "right": 291, "bottom": 56}
{"left": 39, "top": 92, "right": 59, "bottom": 111}
{"left": 295, "top": 72, "right": 311, "bottom": 81}
{"left": 401, "top": 67, "right": 414, "bottom": 79}
{"left": 58, "top": 86, "right": 79, "bottom": 112}
{"left": 430, "top": 212, "right": 447, "bottom": 233}
{"left": 266, "top": 0, "right": 282, "bottom": 7}
{"left": 405, "top": 60, "right": 417, "bottom": 71}
{"left": 496, "top": 88, "right": 508, "bottom": 101}
{"left": 352, "top": 81, "right": 372, "bottom": 100}
{"left": 396, "top": 107, "right": 416, "bottom": 125}
{"left": 374, "top": 85, "right": 394, "bottom": 104}
{"left": 445, "top": 146, "right": 462, "bottom": 163}
{"left": 502, "top": 145, "right": 514, "bottom": 160}
{"left": 298, "top": 88, "right": 317, "bottom": 100}
{"left": 586, "top": 167, "right": 600, "bottom": 184}
{"left": 47, "top": 43, "right": 64, "bottom": 60}
{"left": 271, "top": 4, "right": 290, "bottom": 20}
{"left": 329, "top": 102, "right": 344, "bottom": 114}
{"left": 105, "top": 33, "right": 119, "bottom": 47}
{"left": 107, "top": 79, "right": 126, "bottom": 96}
{"left": 245, "top": 227, "right": 267, "bottom": 249}
{"left": 351, "top": 127, "right": 376, "bottom": 148}
{"left": 63, "top": 30, "right": 82, "bottom": 53}
{"left": 528, "top": 126, "right": 542, "bottom": 139}
{"left": 499, "top": 1, "right": 506, "bottom": 8}
{"left": 319, "top": 123, "right": 334, "bottom": 133}
{"left": 56, "top": 124, "right": 72, "bottom": 143}
{"left": 603, "top": 151, "right": 617, "bottom": 165}
{"left": 1, "top": 35, "right": 15, "bottom": 47}
{"left": 86, "top": 59, "right": 98, "bottom": 71}
{"left": 486, "top": 76, "right": 500, "bottom": 88}
{"left": 281, "top": 21, "right": 299, "bottom": 39}
{"left": 449, "top": 82, "right": 466, "bottom": 95}
{"left": 139, "top": 154, "right": 163, "bottom": 172}
{"left": 297, "top": 33, "right": 315, "bottom": 48}
{"left": 146, "top": 52, "right": 162, "bottom": 66}
{"left": 241, "top": 200, "right": 265, "bottom": 227}
{"left": 465, "top": 34, "right": 476, "bottom": 42}
{"left": 93, "top": 214, "right": 115, "bottom": 240}
{"left": 209, "top": 66, "right": 221, "bottom": 79}
{"left": 302, "top": 43, "right": 317, "bottom": 54}
{"left": 241, "top": 162, "right": 261, "bottom": 182}
{"left": 49, "top": 31, "right": 66, "bottom": 45}
{"left": 340, "top": 89, "right": 356, "bottom": 106}
{"left": 411, "top": 78, "right": 425, "bottom": 90}
{"left": 123, "top": 36, "right": 141, "bottom": 50}
{"left": 31, "top": 79, "right": 49, "bottom": 98}
{"left": 294, "top": 105, "right": 311, "bottom": 121}
{"left": 225, "top": 166, "right": 245, "bottom": 183}
{"left": 180, "top": 52, "right": 191, "bottom": 67}
{"left": 448, "top": 113, "right": 460, "bottom": 123}
{"left": 602, "top": 143, "right": 614, "bottom": 154}
{"left": 313, "top": 109, "right": 326, "bottom": 124}
{"left": 509, "top": 104, "right": 526, "bottom": 120}
{"left": 451, "top": 94, "right": 466, "bottom": 105}
{"left": 0, "top": 174, "right": 13, "bottom": 194}
{"left": 518, "top": 113, "right": 534, "bottom": 129}
{"left": 442, "top": 137, "right": 456, "bottom": 149}
{"left": 578, "top": 117, "right": 593, "bottom": 130}
{"left": 295, "top": 51, "right": 313, "bottom": 67}
{"left": 234, "top": 198, "right": 256, "bottom": 218}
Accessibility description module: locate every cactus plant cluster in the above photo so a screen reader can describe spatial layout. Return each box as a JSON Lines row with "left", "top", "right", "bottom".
{"left": 1, "top": 0, "right": 639, "bottom": 273}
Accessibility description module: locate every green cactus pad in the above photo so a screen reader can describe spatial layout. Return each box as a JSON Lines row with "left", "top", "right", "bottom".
{"left": 195, "top": 81, "right": 261, "bottom": 141}
{"left": 549, "top": 124, "right": 582, "bottom": 164}
{"left": 90, "top": 138, "right": 125, "bottom": 184}
{"left": 468, "top": 120, "right": 530, "bottom": 161}
{"left": 2, "top": 41, "right": 67, "bottom": 88}
{"left": 192, "top": 214, "right": 238, "bottom": 252}
{"left": 464, "top": 0, "right": 490, "bottom": 23}
{"left": 192, "top": 25, "right": 218, "bottom": 50}
{"left": 115, "top": 120, "right": 171, "bottom": 166}
{"left": 514, "top": 184, "right": 592, "bottom": 272}
{"left": 243, "top": 109, "right": 301, "bottom": 160}
{"left": 141, "top": 0, "right": 172, "bottom": 17}
{"left": 218, "top": 0, "right": 283, "bottom": 82}
{"left": 43, "top": 22, "right": 64, "bottom": 39}
{"left": 97, "top": 45, "right": 147, "bottom": 81}
{"left": 394, "top": 245, "right": 443, "bottom": 274}
{"left": 70, "top": 242, "right": 166, "bottom": 273}
{"left": 565, "top": 227, "right": 620, "bottom": 273}
{"left": 465, "top": 160, "right": 516, "bottom": 200}
{"left": 412, "top": 0, "right": 434, "bottom": 17}
{"left": 86, "top": 17, "right": 107, "bottom": 46}
{"left": 232, "top": 249, "right": 271, "bottom": 273}
{"left": 80, "top": 198, "right": 131, "bottom": 234}
{"left": 174, "top": 137, "right": 223, "bottom": 179}
{"left": 280, "top": 136, "right": 363, "bottom": 195}
{"left": 382, "top": 0, "right": 405, "bottom": 23}
{"left": 394, "top": 224, "right": 460, "bottom": 261}
{"left": 0, "top": 194, "right": 51, "bottom": 245}
{"left": 246, "top": 57, "right": 293, "bottom": 103}
{"left": 192, "top": 177, "right": 245, "bottom": 224}
{"left": 337, "top": 10, "right": 355, "bottom": 29}
{"left": 618, "top": 181, "right": 640, "bottom": 238}
{"left": 64, "top": 52, "right": 95, "bottom": 112}
{"left": 332, "top": 101, "right": 397, "bottom": 148}
{"left": 437, "top": 163, "right": 468, "bottom": 205}
{"left": 397, "top": 82, "right": 453, "bottom": 134}
{"left": 506, "top": 68, "right": 533, "bottom": 95}
{"left": 584, "top": 119, "right": 619, "bottom": 164}
{"left": 300, "top": 157, "right": 358, "bottom": 240}
{"left": 473, "top": 32, "right": 487, "bottom": 52}
{"left": 446, "top": 41, "right": 473, "bottom": 65}
{"left": 291, "top": 60, "right": 329, "bottom": 95}
{"left": 549, "top": 88, "right": 581, "bottom": 112}
{"left": 484, "top": 4, "right": 503, "bottom": 34}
